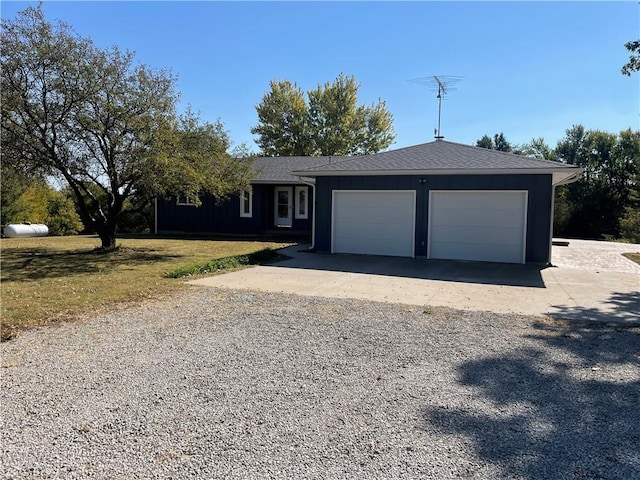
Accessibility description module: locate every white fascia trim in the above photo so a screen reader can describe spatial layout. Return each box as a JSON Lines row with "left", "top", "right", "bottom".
{"left": 552, "top": 169, "right": 583, "bottom": 185}
{"left": 294, "top": 168, "right": 582, "bottom": 184}
{"left": 251, "top": 180, "right": 309, "bottom": 185}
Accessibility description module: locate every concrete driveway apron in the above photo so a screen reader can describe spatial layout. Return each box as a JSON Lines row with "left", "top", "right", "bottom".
{"left": 189, "top": 239, "right": 640, "bottom": 324}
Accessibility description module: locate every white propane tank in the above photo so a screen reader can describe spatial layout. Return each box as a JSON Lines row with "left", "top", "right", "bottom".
{"left": 3, "top": 223, "right": 49, "bottom": 238}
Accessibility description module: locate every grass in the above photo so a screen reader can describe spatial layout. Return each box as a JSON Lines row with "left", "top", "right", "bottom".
{"left": 167, "top": 248, "right": 286, "bottom": 278}
{"left": 0, "top": 235, "right": 290, "bottom": 340}
{"left": 622, "top": 252, "right": 640, "bottom": 265}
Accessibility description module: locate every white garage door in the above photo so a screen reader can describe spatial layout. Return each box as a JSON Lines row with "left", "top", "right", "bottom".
{"left": 428, "top": 191, "right": 527, "bottom": 264}
{"left": 332, "top": 190, "right": 415, "bottom": 257}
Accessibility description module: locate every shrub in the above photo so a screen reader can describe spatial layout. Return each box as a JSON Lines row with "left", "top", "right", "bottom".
{"left": 620, "top": 208, "right": 640, "bottom": 243}
{"left": 46, "top": 192, "right": 84, "bottom": 235}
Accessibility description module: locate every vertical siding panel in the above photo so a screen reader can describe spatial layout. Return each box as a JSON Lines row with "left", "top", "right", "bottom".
{"left": 315, "top": 177, "right": 331, "bottom": 251}
{"left": 156, "top": 183, "right": 312, "bottom": 236}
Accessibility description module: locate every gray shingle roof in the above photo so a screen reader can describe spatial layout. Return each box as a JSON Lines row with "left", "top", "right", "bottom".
{"left": 252, "top": 156, "right": 336, "bottom": 183}
{"left": 293, "top": 140, "right": 578, "bottom": 174}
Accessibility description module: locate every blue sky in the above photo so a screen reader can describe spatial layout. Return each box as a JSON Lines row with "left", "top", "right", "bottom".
{"left": 2, "top": 1, "right": 638, "bottom": 152}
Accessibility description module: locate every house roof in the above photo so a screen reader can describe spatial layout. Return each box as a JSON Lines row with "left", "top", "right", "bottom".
{"left": 252, "top": 156, "right": 336, "bottom": 184}
{"left": 292, "top": 140, "right": 582, "bottom": 185}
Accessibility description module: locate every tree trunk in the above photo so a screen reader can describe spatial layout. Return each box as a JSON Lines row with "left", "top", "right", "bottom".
{"left": 97, "top": 222, "right": 117, "bottom": 251}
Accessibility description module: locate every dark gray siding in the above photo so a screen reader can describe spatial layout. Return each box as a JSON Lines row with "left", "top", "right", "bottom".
{"left": 157, "top": 184, "right": 313, "bottom": 235}
{"left": 314, "top": 174, "right": 553, "bottom": 263}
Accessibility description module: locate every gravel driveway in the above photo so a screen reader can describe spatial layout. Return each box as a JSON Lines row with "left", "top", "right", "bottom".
{"left": 2, "top": 288, "right": 639, "bottom": 480}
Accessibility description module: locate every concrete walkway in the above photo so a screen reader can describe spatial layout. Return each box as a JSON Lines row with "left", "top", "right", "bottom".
{"left": 189, "top": 239, "right": 640, "bottom": 324}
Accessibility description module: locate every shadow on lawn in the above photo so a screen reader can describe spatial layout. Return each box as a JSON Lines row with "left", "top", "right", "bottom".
{"left": 1, "top": 247, "right": 181, "bottom": 282}
{"left": 423, "top": 318, "right": 640, "bottom": 479}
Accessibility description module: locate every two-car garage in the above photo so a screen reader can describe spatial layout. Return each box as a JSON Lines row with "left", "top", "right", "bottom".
{"left": 296, "top": 140, "right": 581, "bottom": 265}
{"left": 331, "top": 190, "right": 528, "bottom": 264}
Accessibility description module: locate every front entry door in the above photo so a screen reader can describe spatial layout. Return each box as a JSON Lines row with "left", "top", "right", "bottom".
{"left": 274, "top": 187, "right": 293, "bottom": 227}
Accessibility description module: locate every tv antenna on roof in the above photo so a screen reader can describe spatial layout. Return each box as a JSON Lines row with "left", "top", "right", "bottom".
{"left": 408, "top": 75, "right": 463, "bottom": 140}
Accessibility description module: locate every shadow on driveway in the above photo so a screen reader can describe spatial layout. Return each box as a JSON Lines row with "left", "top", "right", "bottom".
{"left": 423, "top": 320, "right": 640, "bottom": 479}
{"left": 547, "top": 291, "right": 640, "bottom": 325}
{"left": 273, "top": 249, "right": 548, "bottom": 288}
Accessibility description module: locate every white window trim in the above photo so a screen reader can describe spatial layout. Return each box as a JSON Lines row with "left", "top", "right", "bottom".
{"left": 240, "top": 189, "right": 253, "bottom": 218}
{"left": 295, "top": 186, "right": 309, "bottom": 219}
{"left": 176, "top": 195, "right": 195, "bottom": 206}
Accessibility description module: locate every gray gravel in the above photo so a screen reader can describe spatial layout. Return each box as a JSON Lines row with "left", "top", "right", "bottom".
{"left": 1, "top": 288, "right": 639, "bottom": 480}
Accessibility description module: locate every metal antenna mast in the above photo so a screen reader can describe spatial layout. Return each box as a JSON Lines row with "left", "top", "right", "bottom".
{"left": 408, "top": 75, "right": 463, "bottom": 140}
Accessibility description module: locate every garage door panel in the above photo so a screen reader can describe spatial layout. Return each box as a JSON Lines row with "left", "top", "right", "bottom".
{"left": 432, "top": 192, "right": 524, "bottom": 210}
{"left": 431, "top": 225, "right": 525, "bottom": 246}
{"left": 333, "top": 191, "right": 415, "bottom": 257}
{"left": 337, "top": 206, "right": 413, "bottom": 223}
{"left": 430, "top": 240, "right": 523, "bottom": 263}
{"left": 429, "top": 191, "right": 527, "bottom": 264}
{"left": 337, "top": 223, "right": 412, "bottom": 240}
{"left": 431, "top": 209, "right": 523, "bottom": 229}
{"left": 335, "top": 226, "right": 412, "bottom": 246}
{"left": 338, "top": 235, "right": 414, "bottom": 257}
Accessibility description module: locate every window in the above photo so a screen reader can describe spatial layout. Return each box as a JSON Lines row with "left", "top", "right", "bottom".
{"left": 176, "top": 195, "right": 195, "bottom": 206}
{"left": 295, "top": 186, "right": 308, "bottom": 219}
{"left": 240, "top": 189, "right": 252, "bottom": 218}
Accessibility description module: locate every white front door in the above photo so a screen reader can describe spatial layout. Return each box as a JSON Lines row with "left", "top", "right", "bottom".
{"left": 274, "top": 187, "right": 293, "bottom": 227}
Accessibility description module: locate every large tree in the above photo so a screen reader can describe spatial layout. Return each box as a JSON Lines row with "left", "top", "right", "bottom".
{"left": 252, "top": 74, "right": 395, "bottom": 156}
{"left": 1, "top": 6, "right": 252, "bottom": 249}
{"left": 555, "top": 125, "right": 640, "bottom": 238}
{"left": 251, "top": 80, "right": 311, "bottom": 157}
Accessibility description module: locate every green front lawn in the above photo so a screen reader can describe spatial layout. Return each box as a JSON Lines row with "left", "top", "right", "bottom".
{"left": 623, "top": 252, "right": 640, "bottom": 265}
{"left": 1, "top": 235, "right": 289, "bottom": 340}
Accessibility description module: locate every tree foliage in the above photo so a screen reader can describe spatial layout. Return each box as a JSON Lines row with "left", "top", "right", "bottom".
{"left": 556, "top": 126, "right": 640, "bottom": 239}
{"left": 518, "top": 137, "right": 557, "bottom": 160}
{"left": 475, "top": 132, "right": 513, "bottom": 152}
{"left": 621, "top": 39, "right": 640, "bottom": 76}
{"left": 475, "top": 129, "right": 640, "bottom": 241}
{"left": 3, "top": 180, "right": 84, "bottom": 235}
{"left": 1, "top": 6, "right": 253, "bottom": 249}
{"left": 252, "top": 74, "right": 395, "bottom": 156}
{"left": 1, "top": 162, "right": 36, "bottom": 227}
{"left": 251, "top": 80, "right": 311, "bottom": 156}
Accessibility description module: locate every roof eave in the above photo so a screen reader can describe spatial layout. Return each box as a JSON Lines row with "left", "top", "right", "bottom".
{"left": 251, "top": 179, "right": 308, "bottom": 185}
{"left": 552, "top": 168, "right": 583, "bottom": 186}
{"left": 293, "top": 167, "right": 583, "bottom": 181}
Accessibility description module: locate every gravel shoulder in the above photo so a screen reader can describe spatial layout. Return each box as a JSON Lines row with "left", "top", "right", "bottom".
{"left": 2, "top": 288, "right": 639, "bottom": 480}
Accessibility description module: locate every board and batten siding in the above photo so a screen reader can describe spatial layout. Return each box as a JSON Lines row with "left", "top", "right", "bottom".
{"left": 157, "top": 184, "right": 313, "bottom": 235}
{"left": 157, "top": 191, "right": 263, "bottom": 235}
{"left": 314, "top": 174, "right": 554, "bottom": 263}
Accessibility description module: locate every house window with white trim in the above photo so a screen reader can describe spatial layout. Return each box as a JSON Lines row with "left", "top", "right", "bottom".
{"left": 295, "top": 186, "right": 308, "bottom": 219}
{"left": 177, "top": 195, "right": 195, "bottom": 206}
{"left": 240, "top": 189, "right": 252, "bottom": 218}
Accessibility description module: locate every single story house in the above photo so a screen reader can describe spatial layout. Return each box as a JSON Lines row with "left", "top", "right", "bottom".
{"left": 156, "top": 140, "right": 582, "bottom": 264}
